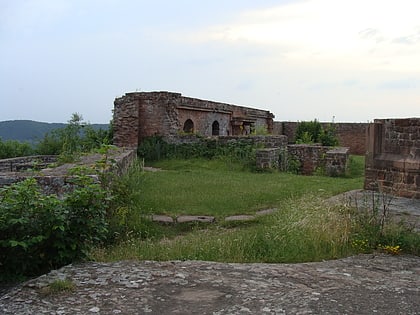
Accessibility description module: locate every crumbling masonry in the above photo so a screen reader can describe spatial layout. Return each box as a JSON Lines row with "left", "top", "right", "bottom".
{"left": 365, "top": 118, "right": 420, "bottom": 198}
{"left": 113, "top": 91, "right": 274, "bottom": 148}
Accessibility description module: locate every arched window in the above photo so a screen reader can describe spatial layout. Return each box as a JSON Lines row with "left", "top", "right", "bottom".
{"left": 183, "top": 119, "right": 194, "bottom": 133}
{"left": 212, "top": 120, "right": 220, "bottom": 136}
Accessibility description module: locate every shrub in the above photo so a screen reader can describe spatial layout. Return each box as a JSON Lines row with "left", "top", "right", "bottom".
{"left": 295, "top": 120, "right": 339, "bottom": 146}
{"left": 138, "top": 136, "right": 258, "bottom": 169}
{"left": 0, "top": 138, "right": 34, "bottom": 159}
{"left": 0, "top": 176, "right": 109, "bottom": 278}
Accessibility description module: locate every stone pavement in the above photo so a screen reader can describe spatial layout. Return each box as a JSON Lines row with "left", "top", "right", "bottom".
{"left": 1, "top": 254, "right": 419, "bottom": 314}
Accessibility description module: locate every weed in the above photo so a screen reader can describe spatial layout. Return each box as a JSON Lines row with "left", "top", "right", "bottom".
{"left": 40, "top": 279, "right": 75, "bottom": 295}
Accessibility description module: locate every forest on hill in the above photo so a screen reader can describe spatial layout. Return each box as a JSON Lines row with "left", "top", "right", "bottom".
{"left": 0, "top": 120, "right": 109, "bottom": 143}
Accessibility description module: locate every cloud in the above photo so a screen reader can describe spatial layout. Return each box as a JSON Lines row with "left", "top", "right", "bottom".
{"left": 378, "top": 79, "right": 420, "bottom": 90}
{"left": 182, "top": 0, "right": 420, "bottom": 73}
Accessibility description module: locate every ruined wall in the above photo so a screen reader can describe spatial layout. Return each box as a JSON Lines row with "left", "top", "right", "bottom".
{"left": 364, "top": 118, "right": 420, "bottom": 198}
{"left": 274, "top": 121, "right": 367, "bottom": 155}
{"left": 113, "top": 91, "right": 274, "bottom": 148}
{"left": 0, "top": 155, "right": 57, "bottom": 172}
{"left": 0, "top": 149, "right": 136, "bottom": 195}
{"left": 286, "top": 145, "right": 349, "bottom": 176}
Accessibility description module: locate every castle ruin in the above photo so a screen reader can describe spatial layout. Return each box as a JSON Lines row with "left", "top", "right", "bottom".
{"left": 113, "top": 91, "right": 274, "bottom": 148}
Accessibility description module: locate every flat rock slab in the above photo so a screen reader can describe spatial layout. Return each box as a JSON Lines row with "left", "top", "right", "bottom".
{"left": 255, "top": 208, "right": 278, "bottom": 216}
{"left": 1, "top": 254, "right": 419, "bottom": 314}
{"left": 151, "top": 215, "right": 174, "bottom": 224}
{"left": 327, "top": 189, "right": 420, "bottom": 232}
{"left": 225, "top": 215, "right": 255, "bottom": 221}
{"left": 176, "top": 215, "right": 215, "bottom": 223}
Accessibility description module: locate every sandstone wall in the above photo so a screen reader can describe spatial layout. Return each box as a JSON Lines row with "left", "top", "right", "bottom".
{"left": 274, "top": 121, "right": 367, "bottom": 155}
{"left": 0, "top": 149, "right": 136, "bottom": 195}
{"left": 113, "top": 91, "right": 274, "bottom": 148}
{"left": 365, "top": 118, "right": 420, "bottom": 198}
{"left": 0, "top": 155, "right": 57, "bottom": 172}
{"left": 285, "top": 145, "right": 349, "bottom": 176}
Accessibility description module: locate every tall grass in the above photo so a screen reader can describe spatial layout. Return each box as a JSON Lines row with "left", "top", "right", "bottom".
{"left": 93, "top": 196, "right": 354, "bottom": 263}
{"left": 92, "top": 156, "right": 369, "bottom": 263}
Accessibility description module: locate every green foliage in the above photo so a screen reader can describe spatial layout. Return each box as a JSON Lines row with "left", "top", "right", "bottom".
{"left": 0, "top": 138, "right": 34, "bottom": 159}
{"left": 41, "top": 279, "right": 75, "bottom": 295}
{"left": 34, "top": 113, "right": 112, "bottom": 161}
{"left": 279, "top": 148, "right": 301, "bottom": 174}
{"left": 94, "top": 196, "right": 354, "bottom": 263}
{"left": 138, "top": 136, "right": 258, "bottom": 169}
{"left": 349, "top": 191, "right": 420, "bottom": 256}
{"left": 295, "top": 120, "right": 339, "bottom": 146}
{"left": 320, "top": 124, "right": 339, "bottom": 146}
{"left": 0, "top": 176, "right": 109, "bottom": 278}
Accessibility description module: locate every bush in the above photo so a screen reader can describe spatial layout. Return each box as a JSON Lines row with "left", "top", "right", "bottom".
{"left": 0, "top": 176, "right": 109, "bottom": 278}
{"left": 138, "top": 136, "right": 258, "bottom": 169}
{"left": 35, "top": 113, "right": 112, "bottom": 158}
{"left": 0, "top": 138, "right": 34, "bottom": 159}
{"left": 295, "top": 120, "right": 339, "bottom": 146}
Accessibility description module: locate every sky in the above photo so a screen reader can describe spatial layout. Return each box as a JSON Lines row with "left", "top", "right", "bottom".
{"left": 1, "top": 0, "right": 419, "bottom": 123}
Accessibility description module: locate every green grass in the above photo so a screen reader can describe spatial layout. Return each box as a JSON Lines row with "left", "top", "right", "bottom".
{"left": 91, "top": 156, "right": 376, "bottom": 263}
{"left": 94, "top": 155, "right": 419, "bottom": 262}
{"left": 133, "top": 158, "right": 363, "bottom": 218}
{"left": 93, "top": 195, "right": 355, "bottom": 263}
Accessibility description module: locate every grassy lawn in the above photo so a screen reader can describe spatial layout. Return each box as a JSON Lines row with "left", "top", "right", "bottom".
{"left": 91, "top": 156, "right": 383, "bottom": 263}
{"left": 133, "top": 157, "right": 364, "bottom": 218}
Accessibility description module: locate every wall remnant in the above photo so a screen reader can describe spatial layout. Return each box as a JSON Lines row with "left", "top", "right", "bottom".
{"left": 364, "top": 118, "right": 420, "bottom": 199}
{"left": 274, "top": 121, "right": 367, "bottom": 155}
{"left": 256, "top": 148, "right": 282, "bottom": 170}
{"left": 0, "top": 155, "right": 57, "bottom": 172}
{"left": 0, "top": 149, "right": 136, "bottom": 195}
{"left": 285, "top": 145, "right": 349, "bottom": 176}
{"left": 113, "top": 91, "right": 274, "bottom": 148}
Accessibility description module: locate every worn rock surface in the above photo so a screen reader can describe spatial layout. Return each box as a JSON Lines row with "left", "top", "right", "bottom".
{"left": 1, "top": 254, "right": 419, "bottom": 314}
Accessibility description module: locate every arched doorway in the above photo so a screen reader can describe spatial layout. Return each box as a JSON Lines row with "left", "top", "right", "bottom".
{"left": 183, "top": 119, "right": 194, "bottom": 133}
{"left": 212, "top": 121, "right": 220, "bottom": 136}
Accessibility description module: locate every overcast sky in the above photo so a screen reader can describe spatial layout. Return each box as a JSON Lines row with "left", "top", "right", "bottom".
{"left": 1, "top": 0, "right": 419, "bottom": 123}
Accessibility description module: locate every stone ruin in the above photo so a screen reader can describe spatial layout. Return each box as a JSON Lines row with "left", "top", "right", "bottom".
{"left": 0, "top": 149, "right": 136, "bottom": 195}
{"left": 365, "top": 118, "right": 420, "bottom": 198}
{"left": 113, "top": 91, "right": 274, "bottom": 148}
{"left": 112, "top": 91, "right": 351, "bottom": 176}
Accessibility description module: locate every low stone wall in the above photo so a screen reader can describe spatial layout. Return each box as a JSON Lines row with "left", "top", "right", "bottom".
{"left": 256, "top": 144, "right": 349, "bottom": 176}
{"left": 325, "top": 147, "right": 350, "bottom": 177}
{"left": 287, "top": 144, "right": 331, "bottom": 175}
{"left": 274, "top": 121, "right": 367, "bottom": 155}
{"left": 0, "top": 149, "right": 137, "bottom": 195}
{"left": 166, "top": 135, "right": 288, "bottom": 148}
{"left": 0, "top": 155, "right": 58, "bottom": 172}
{"left": 256, "top": 148, "right": 281, "bottom": 170}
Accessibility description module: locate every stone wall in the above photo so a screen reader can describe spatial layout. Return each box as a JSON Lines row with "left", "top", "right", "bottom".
{"left": 285, "top": 145, "right": 349, "bottom": 176}
{"left": 0, "top": 155, "right": 57, "bottom": 172}
{"left": 274, "top": 121, "right": 367, "bottom": 155}
{"left": 0, "top": 149, "right": 137, "bottom": 195}
{"left": 113, "top": 91, "right": 274, "bottom": 148}
{"left": 256, "top": 148, "right": 281, "bottom": 170}
{"left": 364, "top": 118, "right": 420, "bottom": 198}
{"left": 256, "top": 144, "right": 349, "bottom": 176}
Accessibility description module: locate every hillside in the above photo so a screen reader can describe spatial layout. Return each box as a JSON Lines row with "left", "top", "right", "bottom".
{"left": 0, "top": 120, "right": 109, "bottom": 143}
